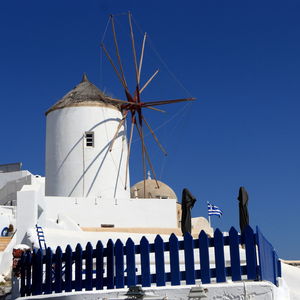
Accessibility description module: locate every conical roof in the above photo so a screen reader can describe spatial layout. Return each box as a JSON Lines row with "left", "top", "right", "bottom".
{"left": 45, "top": 74, "right": 120, "bottom": 115}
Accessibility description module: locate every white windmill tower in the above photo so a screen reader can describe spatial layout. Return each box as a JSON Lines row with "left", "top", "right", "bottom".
{"left": 45, "top": 12, "right": 195, "bottom": 201}
{"left": 45, "top": 74, "right": 130, "bottom": 199}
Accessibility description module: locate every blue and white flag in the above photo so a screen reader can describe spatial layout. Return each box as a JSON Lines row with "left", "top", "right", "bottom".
{"left": 207, "top": 202, "right": 223, "bottom": 217}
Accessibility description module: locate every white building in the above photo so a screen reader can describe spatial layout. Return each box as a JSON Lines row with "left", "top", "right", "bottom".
{"left": 0, "top": 75, "right": 297, "bottom": 299}
{"left": 45, "top": 73, "right": 130, "bottom": 199}
{"left": 0, "top": 74, "right": 212, "bottom": 249}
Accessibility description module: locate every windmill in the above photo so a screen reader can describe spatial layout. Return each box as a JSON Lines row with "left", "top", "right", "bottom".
{"left": 100, "top": 12, "right": 196, "bottom": 197}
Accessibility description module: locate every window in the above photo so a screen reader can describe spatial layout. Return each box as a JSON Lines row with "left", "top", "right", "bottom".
{"left": 85, "top": 131, "right": 94, "bottom": 147}
{"left": 101, "top": 224, "right": 114, "bottom": 228}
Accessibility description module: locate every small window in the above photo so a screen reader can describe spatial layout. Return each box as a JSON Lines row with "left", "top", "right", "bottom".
{"left": 101, "top": 224, "right": 114, "bottom": 228}
{"left": 85, "top": 131, "right": 94, "bottom": 147}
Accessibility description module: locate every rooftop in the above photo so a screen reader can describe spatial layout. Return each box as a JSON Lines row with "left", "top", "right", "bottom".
{"left": 45, "top": 74, "right": 121, "bottom": 115}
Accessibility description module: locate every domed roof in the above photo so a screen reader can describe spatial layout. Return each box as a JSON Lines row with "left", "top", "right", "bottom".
{"left": 45, "top": 74, "right": 121, "bottom": 115}
{"left": 130, "top": 177, "right": 177, "bottom": 199}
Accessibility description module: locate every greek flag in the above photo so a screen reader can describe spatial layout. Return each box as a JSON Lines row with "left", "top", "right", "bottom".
{"left": 207, "top": 202, "right": 223, "bottom": 217}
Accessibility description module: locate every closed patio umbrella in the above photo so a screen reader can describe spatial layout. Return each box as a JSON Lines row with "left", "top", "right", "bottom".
{"left": 181, "top": 188, "right": 196, "bottom": 235}
{"left": 238, "top": 186, "right": 249, "bottom": 232}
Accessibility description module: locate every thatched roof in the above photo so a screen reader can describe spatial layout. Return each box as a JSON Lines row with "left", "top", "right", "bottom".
{"left": 45, "top": 74, "right": 120, "bottom": 115}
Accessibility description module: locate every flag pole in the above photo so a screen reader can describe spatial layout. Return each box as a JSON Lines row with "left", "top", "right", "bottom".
{"left": 207, "top": 201, "right": 211, "bottom": 227}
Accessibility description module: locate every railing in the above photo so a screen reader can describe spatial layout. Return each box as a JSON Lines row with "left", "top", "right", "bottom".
{"left": 256, "top": 227, "right": 282, "bottom": 285}
{"left": 18, "top": 226, "right": 281, "bottom": 297}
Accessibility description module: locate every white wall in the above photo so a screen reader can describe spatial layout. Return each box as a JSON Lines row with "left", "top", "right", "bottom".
{"left": 13, "top": 281, "right": 289, "bottom": 300}
{"left": 15, "top": 176, "right": 177, "bottom": 246}
{"left": 0, "top": 171, "right": 31, "bottom": 206}
{"left": 45, "top": 106, "right": 130, "bottom": 199}
{"left": 0, "top": 174, "right": 32, "bottom": 206}
{"left": 16, "top": 178, "right": 45, "bottom": 244}
{"left": 0, "top": 171, "right": 30, "bottom": 189}
{"left": 44, "top": 196, "right": 177, "bottom": 228}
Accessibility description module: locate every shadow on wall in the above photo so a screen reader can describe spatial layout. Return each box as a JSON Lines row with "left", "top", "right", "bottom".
{"left": 56, "top": 117, "right": 121, "bottom": 175}
{"left": 68, "top": 129, "right": 125, "bottom": 197}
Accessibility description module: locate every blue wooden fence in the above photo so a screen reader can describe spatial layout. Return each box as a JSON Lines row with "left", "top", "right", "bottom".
{"left": 256, "top": 226, "right": 282, "bottom": 285}
{"left": 19, "top": 226, "right": 281, "bottom": 297}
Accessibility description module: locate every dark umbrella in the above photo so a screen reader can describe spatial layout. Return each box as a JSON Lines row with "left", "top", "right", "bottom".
{"left": 238, "top": 186, "right": 249, "bottom": 232}
{"left": 181, "top": 188, "right": 196, "bottom": 235}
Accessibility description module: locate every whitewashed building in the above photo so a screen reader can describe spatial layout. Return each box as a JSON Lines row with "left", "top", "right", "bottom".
{"left": 0, "top": 75, "right": 297, "bottom": 299}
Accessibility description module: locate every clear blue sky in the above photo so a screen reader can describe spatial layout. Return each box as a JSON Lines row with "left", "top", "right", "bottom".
{"left": 1, "top": 1, "right": 300, "bottom": 259}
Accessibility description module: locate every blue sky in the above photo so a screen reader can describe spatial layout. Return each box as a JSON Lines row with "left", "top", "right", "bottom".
{"left": 1, "top": 1, "right": 300, "bottom": 259}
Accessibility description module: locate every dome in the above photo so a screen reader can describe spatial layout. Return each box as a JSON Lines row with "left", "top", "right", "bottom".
{"left": 130, "top": 178, "right": 177, "bottom": 199}
{"left": 45, "top": 73, "right": 121, "bottom": 115}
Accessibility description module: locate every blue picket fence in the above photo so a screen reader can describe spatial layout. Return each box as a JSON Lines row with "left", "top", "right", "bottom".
{"left": 19, "top": 226, "right": 281, "bottom": 297}
{"left": 256, "top": 227, "right": 282, "bottom": 285}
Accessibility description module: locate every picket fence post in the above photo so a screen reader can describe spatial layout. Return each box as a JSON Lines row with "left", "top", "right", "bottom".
{"left": 54, "top": 247, "right": 62, "bottom": 293}
{"left": 115, "top": 239, "right": 125, "bottom": 288}
{"left": 154, "top": 235, "right": 165, "bottom": 286}
{"left": 243, "top": 226, "right": 257, "bottom": 280}
{"left": 272, "top": 250, "right": 278, "bottom": 285}
{"left": 126, "top": 238, "right": 137, "bottom": 286}
{"left": 75, "top": 244, "right": 83, "bottom": 291}
{"left": 199, "top": 230, "right": 210, "bottom": 284}
{"left": 44, "top": 247, "right": 53, "bottom": 294}
{"left": 32, "top": 249, "right": 43, "bottom": 295}
{"left": 169, "top": 233, "right": 180, "bottom": 285}
{"left": 95, "top": 240, "right": 104, "bottom": 290}
{"left": 20, "top": 253, "right": 26, "bottom": 297}
{"left": 25, "top": 251, "right": 32, "bottom": 296}
{"left": 31, "top": 250, "right": 36, "bottom": 295}
{"left": 184, "top": 232, "right": 195, "bottom": 284}
{"left": 140, "top": 236, "right": 151, "bottom": 287}
{"left": 65, "top": 245, "right": 73, "bottom": 292}
{"left": 85, "top": 242, "right": 93, "bottom": 291}
{"left": 229, "top": 227, "right": 241, "bottom": 281}
{"left": 107, "top": 239, "right": 115, "bottom": 289}
{"left": 214, "top": 229, "right": 226, "bottom": 283}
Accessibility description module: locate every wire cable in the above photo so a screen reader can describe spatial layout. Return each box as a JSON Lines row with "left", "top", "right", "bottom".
{"left": 159, "top": 102, "right": 193, "bottom": 179}
{"left": 131, "top": 16, "right": 194, "bottom": 98}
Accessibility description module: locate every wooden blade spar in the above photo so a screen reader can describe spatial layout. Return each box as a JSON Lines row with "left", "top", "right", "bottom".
{"left": 142, "top": 115, "right": 167, "bottom": 156}
{"left": 124, "top": 118, "right": 135, "bottom": 189}
{"left": 108, "top": 97, "right": 195, "bottom": 109}
{"left": 135, "top": 123, "right": 160, "bottom": 189}
{"left": 100, "top": 13, "right": 197, "bottom": 194}
{"left": 139, "top": 123, "right": 147, "bottom": 198}
{"left": 138, "top": 33, "right": 147, "bottom": 85}
{"left": 128, "top": 12, "right": 140, "bottom": 93}
{"left": 145, "top": 106, "right": 165, "bottom": 113}
{"left": 111, "top": 15, "right": 128, "bottom": 89}
{"left": 142, "top": 97, "right": 196, "bottom": 107}
{"left": 109, "top": 112, "right": 128, "bottom": 152}
{"left": 109, "top": 98, "right": 133, "bottom": 105}
{"left": 139, "top": 69, "right": 159, "bottom": 94}
{"left": 100, "top": 43, "right": 128, "bottom": 93}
